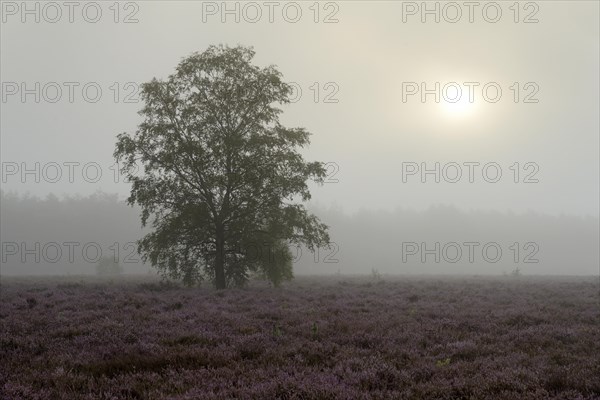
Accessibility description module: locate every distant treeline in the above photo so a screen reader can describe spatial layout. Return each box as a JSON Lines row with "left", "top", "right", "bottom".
{"left": 1, "top": 191, "right": 148, "bottom": 275}
{"left": 1, "top": 191, "right": 598, "bottom": 276}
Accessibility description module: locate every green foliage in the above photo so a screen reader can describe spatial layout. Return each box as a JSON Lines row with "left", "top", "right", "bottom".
{"left": 95, "top": 256, "right": 123, "bottom": 276}
{"left": 272, "top": 323, "right": 282, "bottom": 338}
{"left": 311, "top": 322, "right": 319, "bottom": 338}
{"left": 246, "top": 236, "right": 294, "bottom": 288}
{"left": 436, "top": 357, "right": 451, "bottom": 367}
{"left": 114, "top": 45, "right": 329, "bottom": 289}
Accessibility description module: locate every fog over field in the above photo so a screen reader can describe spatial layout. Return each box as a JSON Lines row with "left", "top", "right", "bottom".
{"left": 1, "top": 192, "right": 598, "bottom": 276}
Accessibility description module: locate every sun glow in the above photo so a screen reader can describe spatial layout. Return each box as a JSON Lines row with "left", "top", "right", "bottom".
{"left": 440, "top": 87, "right": 477, "bottom": 118}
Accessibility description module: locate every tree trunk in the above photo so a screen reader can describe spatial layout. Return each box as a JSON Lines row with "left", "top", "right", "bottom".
{"left": 215, "top": 227, "right": 226, "bottom": 289}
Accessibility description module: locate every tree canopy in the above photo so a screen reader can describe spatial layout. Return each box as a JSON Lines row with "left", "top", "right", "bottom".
{"left": 114, "top": 45, "right": 330, "bottom": 288}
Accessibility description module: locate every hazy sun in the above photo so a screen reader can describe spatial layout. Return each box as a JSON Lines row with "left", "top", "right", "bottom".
{"left": 440, "top": 85, "right": 477, "bottom": 118}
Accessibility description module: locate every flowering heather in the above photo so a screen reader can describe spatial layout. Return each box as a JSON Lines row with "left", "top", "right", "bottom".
{"left": 1, "top": 276, "right": 599, "bottom": 399}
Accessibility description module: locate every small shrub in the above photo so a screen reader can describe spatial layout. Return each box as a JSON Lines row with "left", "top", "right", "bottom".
{"left": 407, "top": 294, "right": 419, "bottom": 303}
{"left": 311, "top": 322, "right": 319, "bottom": 339}
{"left": 436, "top": 357, "right": 451, "bottom": 367}
{"left": 123, "top": 332, "right": 138, "bottom": 344}
{"left": 273, "top": 323, "right": 282, "bottom": 338}
{"left": 26, "top": 297, "right": 37, "bottom": 309}
{"left": 95, "top": 256, "right": 123, "bottom": 276}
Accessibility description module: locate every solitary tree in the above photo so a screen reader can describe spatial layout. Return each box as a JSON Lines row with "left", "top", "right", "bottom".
{"left": 114, "top": 45, "right": 330, "bottom": 289}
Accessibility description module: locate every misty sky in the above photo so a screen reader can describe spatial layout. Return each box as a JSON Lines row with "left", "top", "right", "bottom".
{"left": 2, "top": 1, "right": 599, "bottom": 217}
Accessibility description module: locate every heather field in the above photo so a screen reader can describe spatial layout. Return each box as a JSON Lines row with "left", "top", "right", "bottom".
{"left": 1, "top": 276, "right": 599, "bottom": 400}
